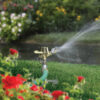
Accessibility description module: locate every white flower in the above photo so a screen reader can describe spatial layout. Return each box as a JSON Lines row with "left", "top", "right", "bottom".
{"left": 18, "top": 28, "right": 22, "bottom": 32}
{"left": 1, "top": 11, "right": 5, "bottom": 15}
{"left": 34, "top": 0, "right": 38, "bottom": 2}
{"left": 11, "top": 14, "right": 18, "bottom": 20}
{"left": 0, "top": 28, "right": 2, "bottom": 32}
{"left": 2, "top": 23, "right": 6, "bottom": 27}
{"left": 21, "top": 13, "right": 26, "bottom": 17}
{"left": 2, "top": 17, "right": 6, "bottom": 20}
{"left": 13, "top": 17, "right": 18, "bottom": 20}
{"left": 18, "top": 23, "right": 22, "bottom": 27}
{"left": 10, "top": 13, "right": 15, "bottom": 19}
{"left": 11, "top": 20, "right": 14, "bottom": 23}
{"left": 18, "top": 15, "right": 21, "bottom": 18}
{"left": 12, "top": 28, "right": 15, "bottom": 33}
{"left": 12, "top": 27, "right": 18, "bottom": 33}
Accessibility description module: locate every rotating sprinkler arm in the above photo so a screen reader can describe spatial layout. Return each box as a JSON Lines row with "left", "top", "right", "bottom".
{"left": 34, "top": 47, "right": 57, "bottom": 65}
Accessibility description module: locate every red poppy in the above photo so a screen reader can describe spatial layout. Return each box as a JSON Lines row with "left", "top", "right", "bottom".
{"left": 52, "top": 90, "right": 64, "bottom": 99}
{"left": 9, "top": 48, "right": 18, "bottom": 55}
{"left": 2, "top": 74, "right": 26, "bottom": 90}
{"left": 65, "top": 96, "right": 70, "bottom": 100}
{"left": 30, "top": 84, "right": 39, "bottom": 91}
{"left": 77, "top": 76, "right": 84, "bottom": 82}
{"left": 18, "top": 96, "right": 24, "bottom": 100}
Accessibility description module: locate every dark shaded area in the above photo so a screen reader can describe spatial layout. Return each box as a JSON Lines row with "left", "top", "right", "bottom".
{"left": 0, "top": 43, "right": 100, "bottom": 65}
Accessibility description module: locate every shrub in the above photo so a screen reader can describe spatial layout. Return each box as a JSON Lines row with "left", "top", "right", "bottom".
{"left": 0, "top": 73, "right": 99, "bottom": 100}
{"left": 1, "top": 0, "right": 100, "bottom": 38}
{"left": 0, "top": 11, "right": 31, "bottom": 41}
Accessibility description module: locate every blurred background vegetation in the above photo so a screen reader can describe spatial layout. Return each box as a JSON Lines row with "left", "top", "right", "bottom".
{"left": 0, "top": 0, "right": 100, "bottom": 42}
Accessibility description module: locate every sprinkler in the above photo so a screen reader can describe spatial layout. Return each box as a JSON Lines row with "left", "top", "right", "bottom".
{"left": 34, "top": 47, "right": 57, "bottom": 84}
{"left": 34, "top": 47, "right": 57, "bottom": 68}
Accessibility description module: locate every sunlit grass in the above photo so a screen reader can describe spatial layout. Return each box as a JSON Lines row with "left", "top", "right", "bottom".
{"left": 23, "top": 32, "right": 100, "bottom": 44}
{"left": 23, "top": 32, "right": 76, "bottom": 44}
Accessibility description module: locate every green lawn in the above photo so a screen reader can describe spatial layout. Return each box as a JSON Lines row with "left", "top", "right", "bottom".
{"left": 23, "top": 32, "right": 75, "bottom": 44}
{"left": 22, "top": 32, "right": 100, "bottom": 44}
{"left": 12, "top": 60, "right": 100, "bottom": 99}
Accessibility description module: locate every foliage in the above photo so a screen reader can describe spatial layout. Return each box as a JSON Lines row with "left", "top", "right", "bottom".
{"left": 0, "top": 0, "right": 100, "bottom": 42}
{"left": 0, "top": 71, "right": 100, "bottom": 100}
{"left": 0, "top": 49, "right": 100, "bottom": 99}
{"left": 0, "top": 48, "right": 18, "bottom": 76}
{"left": 2, "top": 0, "right": 100, "bottom": 33}
{"left": 0, "top": 74, "right": 75, "bottom": 100}
{"left": 0, "top": 11, "right": 31, "bottom": 41}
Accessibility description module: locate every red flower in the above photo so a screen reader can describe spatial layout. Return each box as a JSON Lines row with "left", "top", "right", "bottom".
{"left": 52, "top": 90, "right": 64, "bottom": 99}
{"left": 77, "top": 76, "right": 84, "bottom": 82}
{"left": 30, "top": 84, "right": 39, "bottom": 91}
{"left": 65, "top": 96, "right": 70, "bottom": 100}
{"left": 88, "top": 99, "right": 94, "bottom": 100}
{"left": 19, "top": 90, "right": 24, "bottom": 93}
{"left": 27, "top": 4, "right": 33, "bottom": 9}
{"left": 5, "top": 90, "right": 13, "bottom": 97}
{"left": 40, "top": 86, "right": 43, "bottom": 91}
{"left": 23, "top": 7, "right": 27, "bottom": 11}
{"left": 3, "top": 7, "right": 7, "bottom": 11}
{"left": 17, "top": 74, "right": 21, "bottom": 77}
{"left": 5, "top": 90, "right": 9, "bottom": 95}
{"left": 0, "top": 74, "right": 5, "bottom": 77}
{"left": 10, "top": 94, "right": 14, "bottom": 97}
{"left": 43, "top": 90, "right": 50, "bottom": 94}
{"left": 19, "top": 89, "right": 27, "bottom": 93}
{"left": 18, "top": 96, "right": 24, "bottom": 100}
{"left": 2, "top": 74, "right": 26, "bottom": 90}
{"left": 13, "top": 3, "right": 17, "bottom": 7}
{"left": 9, "top": 48, "right": 18, "bottom": 55}
{"left": 35, "top": 96, "right": 40, "bottom": 99}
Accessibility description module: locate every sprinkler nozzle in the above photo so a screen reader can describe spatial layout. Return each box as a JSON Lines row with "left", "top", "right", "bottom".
{"left": 34, "top": 50, "right": 43, "bottom": 54}
{"left": 51, "top": 47, "right": 58, "bottom": 54}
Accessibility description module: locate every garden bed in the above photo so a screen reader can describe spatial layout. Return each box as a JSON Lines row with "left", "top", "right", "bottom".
{"left": 12, "top": 60, "right": 100, "bottom": 99}
{"left": 0, "top": 49, "right": 100, "bottom": 100}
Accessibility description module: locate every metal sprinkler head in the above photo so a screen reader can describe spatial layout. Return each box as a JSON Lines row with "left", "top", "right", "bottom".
{"left": 34, "top": 47, "right": 57, "bottom": 64}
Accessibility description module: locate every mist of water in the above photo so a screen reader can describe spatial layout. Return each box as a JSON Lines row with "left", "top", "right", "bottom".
{"left": 52, "top": 20, "right": 100, "bottom": 63}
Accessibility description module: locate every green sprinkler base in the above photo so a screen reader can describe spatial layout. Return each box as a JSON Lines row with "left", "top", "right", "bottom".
{"left": 33, "top": 69, "right": 48, "bottom": 85}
